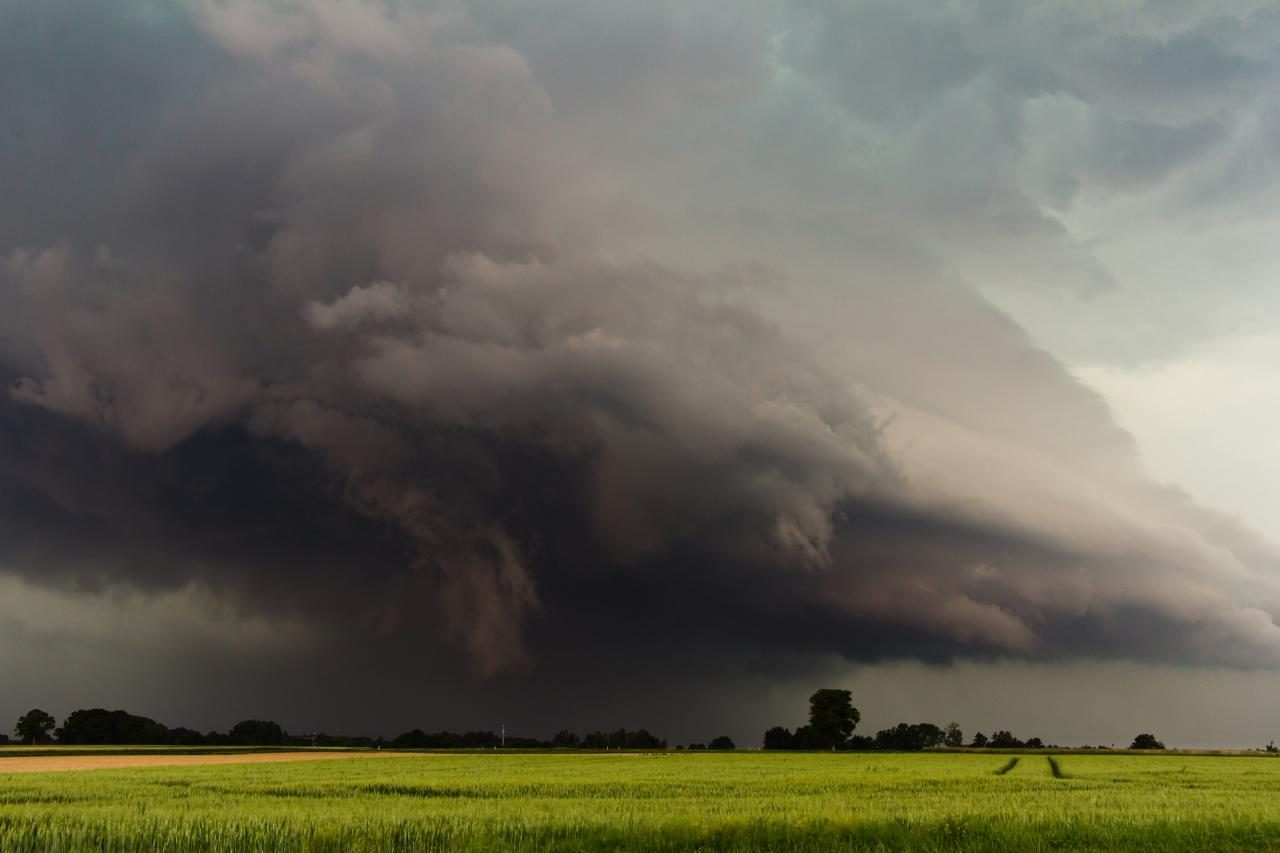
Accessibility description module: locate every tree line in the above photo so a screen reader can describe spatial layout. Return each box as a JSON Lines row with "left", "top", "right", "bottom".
{"left": 11, "top": 708, "right": 303, "bottom": 747}
{"left": 389, "top": 728, "right": 670, "bottom": 749}
{"left": 9, "top": 708, "right": 688, "bottom": 750}
{"left": 760, "top": 690, "right": 1164, "bottom": 752}
{"left": 9, "top": 696, "right": 1170, "bottom": 751}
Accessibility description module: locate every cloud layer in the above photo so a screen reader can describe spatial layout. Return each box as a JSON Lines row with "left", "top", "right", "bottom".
{"left": 3, "top": 0, "right": 1280, "bottom": 727}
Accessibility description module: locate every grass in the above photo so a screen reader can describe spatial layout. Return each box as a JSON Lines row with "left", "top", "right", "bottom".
{"left": 2, "top": 751, "right": 1280, "bottom": 851}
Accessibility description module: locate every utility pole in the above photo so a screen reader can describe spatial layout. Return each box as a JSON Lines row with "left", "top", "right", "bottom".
{"left": 501, "top": 723, "right": 505, "bottom": 748}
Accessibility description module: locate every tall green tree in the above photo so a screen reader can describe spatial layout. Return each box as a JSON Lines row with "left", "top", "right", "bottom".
{"left": 14, "top": 709, "right": 56, "bottom": 744}
{"left": 807, "top": 689, "right": 860, "bottom": 750}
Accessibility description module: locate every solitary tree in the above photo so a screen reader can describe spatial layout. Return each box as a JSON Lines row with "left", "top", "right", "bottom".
{"left": 808, "top": 689, "right": 860, "bottom": 750}
{"left": 14, "top": 709, "right": 56, "bottom": 745}
{"left": 944, "top": 722, "right": 963, "bottom": 748}
{"left": 1130, "top": 733, "right": 1165, "bottom": 750}
{"left": 709, "top": 735, "right": 735, "bottom": 750}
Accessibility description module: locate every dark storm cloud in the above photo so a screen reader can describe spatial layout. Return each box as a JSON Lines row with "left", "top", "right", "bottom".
{"left": 3, "top": 0, "right": 1280, "bottom": 725}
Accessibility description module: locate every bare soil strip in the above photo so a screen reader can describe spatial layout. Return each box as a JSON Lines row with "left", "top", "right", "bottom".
{"left": 0, "top": 751, "right": 403, "bottom": 774}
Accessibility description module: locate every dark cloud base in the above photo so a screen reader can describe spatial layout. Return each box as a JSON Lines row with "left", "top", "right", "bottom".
{"left": 3, "top": 0, "right": 1280, "bottom": 736}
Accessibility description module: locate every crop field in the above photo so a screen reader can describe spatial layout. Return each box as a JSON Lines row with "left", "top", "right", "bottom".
{"left": 2, "top": 750, "right": 1280, "bottom": 851}
{"left": 0, "top": 749, "right": 378, "bottom": 774}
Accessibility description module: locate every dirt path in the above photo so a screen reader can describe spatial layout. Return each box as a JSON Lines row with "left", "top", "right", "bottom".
{"left": 0, "top": 751, "right": 402, "bottom": 774}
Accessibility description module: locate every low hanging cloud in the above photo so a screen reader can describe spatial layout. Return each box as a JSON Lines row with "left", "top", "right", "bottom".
{"left": 3, "top": 0, "right": 1280, "bottom": 695}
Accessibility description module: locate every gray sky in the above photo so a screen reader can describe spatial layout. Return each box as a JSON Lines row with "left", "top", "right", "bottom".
{"left": 2, "top": 0, "right": 1280, "bottom": 747}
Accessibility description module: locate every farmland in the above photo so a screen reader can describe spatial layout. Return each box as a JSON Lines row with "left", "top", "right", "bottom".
{"left": 2, "top": 750, "right": 1279, "bottom": 851}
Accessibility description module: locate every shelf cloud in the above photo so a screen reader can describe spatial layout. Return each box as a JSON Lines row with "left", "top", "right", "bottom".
{"left": 3, "top": 0, "right": 1280, "bottom": 734}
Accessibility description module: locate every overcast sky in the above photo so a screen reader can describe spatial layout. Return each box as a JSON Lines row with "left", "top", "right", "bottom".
{"left": 2, "top": 0, "right": 1280, "bottom": 748}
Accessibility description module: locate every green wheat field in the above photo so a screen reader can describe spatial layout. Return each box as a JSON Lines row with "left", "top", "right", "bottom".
{"left": 3, "top": 751, "right": 1280, "bottom": 851}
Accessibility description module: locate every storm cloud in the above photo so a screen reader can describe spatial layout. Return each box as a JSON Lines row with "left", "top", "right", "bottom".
{"left": 3, "top": 0, "right": 1280, "bottom": 739}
